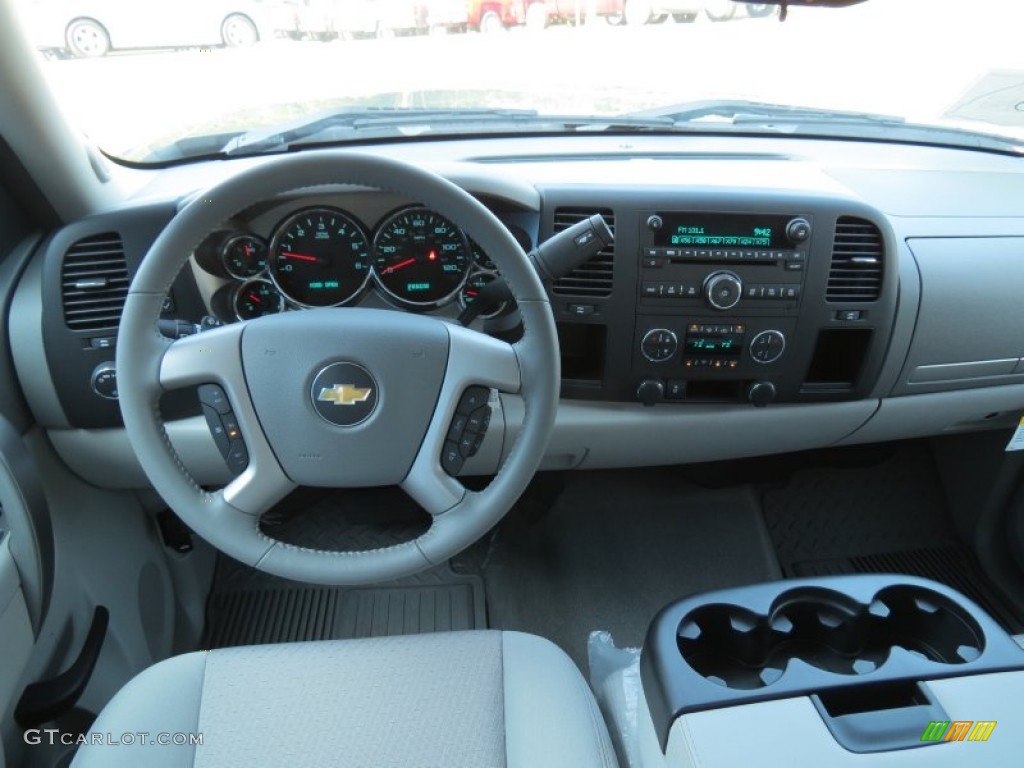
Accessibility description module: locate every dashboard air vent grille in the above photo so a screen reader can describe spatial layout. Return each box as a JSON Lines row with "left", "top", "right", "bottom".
{"left": 61, "top": 232, "right": 129, "bottom": 331}
{"left": 827, "top": 217, "right": 883, "bottom": 302}
{"left": 551, "top": 208, "right": 614, "bottom": 297}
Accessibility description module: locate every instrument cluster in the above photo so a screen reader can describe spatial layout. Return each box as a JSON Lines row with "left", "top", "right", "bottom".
{"left": 194, "top": 204, "right": 530, "bottom": 322}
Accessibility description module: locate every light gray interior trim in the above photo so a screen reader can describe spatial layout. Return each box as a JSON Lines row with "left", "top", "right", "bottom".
{"left": 8, "top": 250, "right": 69, "bottom": 428}
{"left": 910, "top": 360, "right": 1021, "bottom": 384}
{"left": 502, "top": 631, "right": 618, "bottom": 768}
{"left": 499, "top": 398, "right": 878, "bottom": 470}
{"left": 838, "top": 384, "right": 1024, "bottom": 446}
{"left": 0, "top": 2, "right": 115, "bottom": 218}
{"left": 894, "top": 238, "right": 1024, "bottom": 396}
{"left": 431, "top": 163, "right": 542, "bottom": 211}
{"left": 871, "top": 236, "right": 922, "bottom": 398}
{"left": 0, "top": 538, "right": 33, "bottom": 739}
{"left": 0, "top": 417, "right": 53, "bottom": 633}
{"left": 48, "top": 419, "right": 233, "bottom": 489}
{"left": 659, "top": 671, "right": 1024, "bottom": 768}
{"left": 71, "top": 652, "right": 208, "bottom": 768}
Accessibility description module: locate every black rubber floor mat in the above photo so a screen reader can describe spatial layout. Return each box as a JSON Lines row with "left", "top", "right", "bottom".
{"left": 763, "top": 444, "right": 1024, "bottom": 632}
{"left": 763, "top": 445, "right": 956, "bottom": 569}
{"left": 202, "top": 487, "right": 485, "bottom": 648}
{"left": 795, "top": 545, "right": 1024, "bottom": 633}
{"left": 203, "top": 567, "right": 485, "bottom": 648}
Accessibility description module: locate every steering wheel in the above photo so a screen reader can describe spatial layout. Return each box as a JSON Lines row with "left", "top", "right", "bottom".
{"left": 117, "top": 151, "right": 559, "bottom": 585}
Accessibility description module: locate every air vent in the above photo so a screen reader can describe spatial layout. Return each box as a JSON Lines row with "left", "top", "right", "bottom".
{"left": 827, "top": 217, "right": 884, "bottom": 302}
{"left": 551, "top": 208, "right": 614, "bottom": 297}
{"left": 61, "top": 232, "right": 129, "bottom": 331}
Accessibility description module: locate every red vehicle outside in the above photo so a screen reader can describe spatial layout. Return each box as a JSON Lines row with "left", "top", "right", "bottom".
{"left": 467, "top": 0, "right": 623, "bottom": 32}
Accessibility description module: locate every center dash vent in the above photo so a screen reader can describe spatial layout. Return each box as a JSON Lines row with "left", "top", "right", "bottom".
{"left": 61, "top": 232, "right": 129, "bottom": 332}
{"left": 827, "top": 217, "right": 884, "bottom": 302}
{"left": 551, "top": 208, "right": 614, "bottom": 298}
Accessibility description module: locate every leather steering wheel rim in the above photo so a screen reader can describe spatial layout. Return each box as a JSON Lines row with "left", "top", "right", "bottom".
{"left": 117, "top": 151, "right": 559, "bottom": 585}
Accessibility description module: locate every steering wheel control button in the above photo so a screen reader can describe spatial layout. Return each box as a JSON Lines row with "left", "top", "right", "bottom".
{"left": 750, "top": 330, "right": 786, "bottom": 364}
{"left": 202, "top": 405, "right": 231, "bottom": 455}
{"left": 641, "top": 329, "right": 678, "bottom": 363}
{"left": 90, "top": 363, "right": 118, "bottom": 400}
{"left": 225, "top": 439, "right": 249, "bottom": 474}
{"left": 441, "top": 441, "right": 465, "bottom": 476}
{"left": 198, "top": 383, "right": 231, "bottom": 414}
{"left": 466, "top": 405, "right": 491, "bottom": 435}
{"left": 447, "top": 412, "right": 470, "bottom": 441}
{"left": 456, "top": 386, "right": 490, "bottom": 414}
{"left": 311, "top": 362, "right": 378, "bottom": 427}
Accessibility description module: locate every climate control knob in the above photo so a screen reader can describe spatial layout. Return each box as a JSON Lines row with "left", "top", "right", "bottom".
{"left": 641, "top": 328, "right": 678, "bottom": 363}
{"left": 704, "top": 271, "right": 743, "bottom": 311}
{"left": 749, "top": 330, "right": 786, "bottom": 364}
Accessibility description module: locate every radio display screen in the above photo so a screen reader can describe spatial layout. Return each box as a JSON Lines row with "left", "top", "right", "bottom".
{"left": 654, "top": 213, "right": 791, "bottom": 249}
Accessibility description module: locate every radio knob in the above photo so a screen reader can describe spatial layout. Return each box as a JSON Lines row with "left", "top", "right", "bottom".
{"left": 641, "top": 328, "right": 678, "bottom": 362}
{"left": 637, "top": 378, "right": 665, "bottom": 407}
{"left": 785, "top": 217, "right": 811, "bottom": 243}
{"left": 646, "top": 215, "right": 663, "bottom": 232}
{"left": 704, "top": 271, "right": 742, "bottom": 311}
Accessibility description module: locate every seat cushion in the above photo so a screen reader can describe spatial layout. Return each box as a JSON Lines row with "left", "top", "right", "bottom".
{"left": 72, "top": 630, "right": 617, "bottom": 768}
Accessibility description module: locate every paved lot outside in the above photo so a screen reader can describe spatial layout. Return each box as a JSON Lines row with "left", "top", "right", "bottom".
{"left": 27, "top": 0, "right": 1024, "bottom": 159}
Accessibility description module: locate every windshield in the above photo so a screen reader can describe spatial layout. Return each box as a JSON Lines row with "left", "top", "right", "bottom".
{"left": 14, "top": 0, "right": 1024, "bottom": 162}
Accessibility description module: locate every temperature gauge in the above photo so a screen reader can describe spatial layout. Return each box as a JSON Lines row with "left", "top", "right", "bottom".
{"left": 233, "top": 279, "right": 284, "bottom": 321}
{"left": 222, "top": 234, "right": 268, "bottom": 278}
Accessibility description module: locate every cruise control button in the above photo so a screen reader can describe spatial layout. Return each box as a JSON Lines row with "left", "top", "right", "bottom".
{"left": 225, "top": 439, "right": 248, "bottom": 474}
{"left": 458, "top": 432, "right": 478, "bottom": 459}
{"left": 198, "top": 383, "right": 231, "bottom": 414}
{"left": 201, "top": 404, "right": 230, "bottom": 456}
{"left": 447, "top": 412, "right": 469, "bottom": 441}
{"left": 221, "top": 412, "right": 242, "bottom": 442}
{"left": 441, "top": 440, "right": 464, "bottom": 475}
{"left": 466, "top": 405, "right": 491, "bottom": 435}
{"left": 457, "top": 386, "right": 489, "bottom": 414}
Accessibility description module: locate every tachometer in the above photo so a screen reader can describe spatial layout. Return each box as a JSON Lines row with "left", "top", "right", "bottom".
{"left": 268, "top": 207, "right": 371, "bottom": 307}
{"left": 372, "top": 207, "right": 470, "bottom": 308}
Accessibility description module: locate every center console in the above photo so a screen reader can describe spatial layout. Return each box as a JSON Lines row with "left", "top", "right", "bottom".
{"left": 631, "top": 575, "right": 1024, "bottom": 767}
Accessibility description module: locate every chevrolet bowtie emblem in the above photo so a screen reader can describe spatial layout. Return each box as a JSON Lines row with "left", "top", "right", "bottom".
{"left": 318, "top": 384, "right": 373, "bottom": 406}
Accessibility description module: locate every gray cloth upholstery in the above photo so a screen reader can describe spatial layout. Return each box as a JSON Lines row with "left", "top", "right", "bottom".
{"left": 72, "top": 630, "right": 618, "bottom": 768}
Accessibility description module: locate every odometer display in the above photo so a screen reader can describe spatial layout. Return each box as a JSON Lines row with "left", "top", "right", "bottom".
{"left": 268, "top": 207, "right": 371, "bottom": 307}
{"left": 372, "top": 208, "right": 470, "bottom": 308}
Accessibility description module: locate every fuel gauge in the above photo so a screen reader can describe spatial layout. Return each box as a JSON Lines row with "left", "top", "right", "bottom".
{"left": 233, "top": 279, "right": 284, "bottom": 321}
{"left": 222, "top": 234, "right": 268, "bottom": 278}
{"left": 458, "top": 273, "right": 507, "bottom": 320}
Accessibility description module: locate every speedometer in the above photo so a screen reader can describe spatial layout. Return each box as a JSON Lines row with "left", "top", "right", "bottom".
{"left": 372, "top": 208, "right": 470, "bottom": 308}
{"left": 268, "top": 207, "right": 371, "bottom": 307}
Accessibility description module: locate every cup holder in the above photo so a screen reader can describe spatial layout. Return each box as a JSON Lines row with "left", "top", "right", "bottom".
{"left": 642, "top": 575, "right": 1024, "bottom": 752}
{"left": 677, "top": 585, "right": 985, "bottom": 690}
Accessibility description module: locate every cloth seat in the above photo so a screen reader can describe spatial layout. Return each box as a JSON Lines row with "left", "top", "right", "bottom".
{"left": 72, "top": 630, "right": 618, "bottom": 768}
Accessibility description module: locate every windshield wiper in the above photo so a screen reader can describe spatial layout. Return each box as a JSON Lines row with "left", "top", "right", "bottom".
{"left": 628, "top": 100, "right": 1024, "bottom": 154}
{"left": 222, "top": 107, "right": 674, "bottom": 156}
